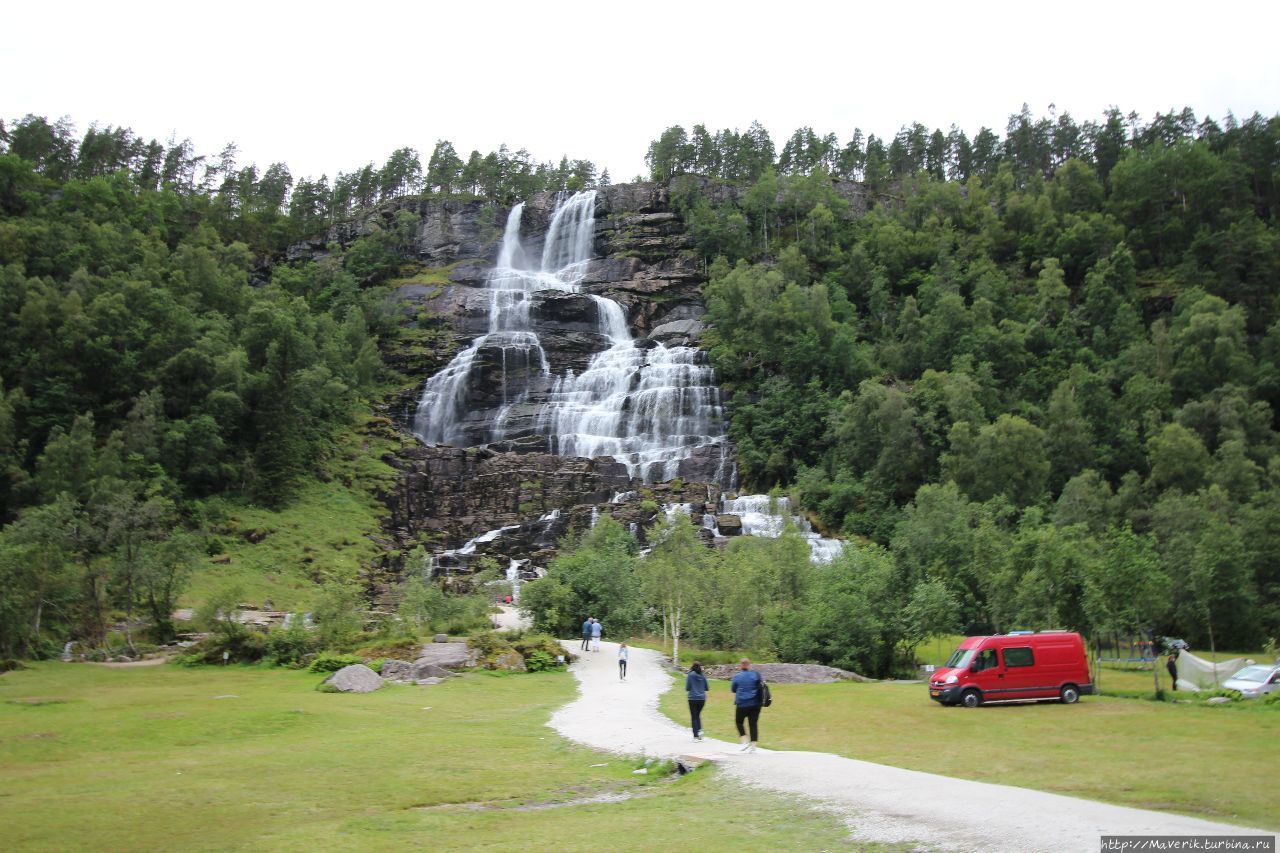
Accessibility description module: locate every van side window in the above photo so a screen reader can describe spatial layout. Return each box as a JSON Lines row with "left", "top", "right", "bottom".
{"left": 1004, "top": 647, "right": 1034, "bottom": 667}
{"left": 971, "top": 649, "right": 999, "bottom": 672}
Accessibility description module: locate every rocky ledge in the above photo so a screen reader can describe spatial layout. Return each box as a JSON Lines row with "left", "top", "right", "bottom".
{"left": 700, "top": 663, "right": 872, "bottom": 683}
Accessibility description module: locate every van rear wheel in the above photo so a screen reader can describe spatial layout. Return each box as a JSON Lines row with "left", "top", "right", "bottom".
{"left": 960, "top": 689, "right": 982, "bottom": 708}
{"left": 1060, "top": 685, "right": 1080, "bottom": 704}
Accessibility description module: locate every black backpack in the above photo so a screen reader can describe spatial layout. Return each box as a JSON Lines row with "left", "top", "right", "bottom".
{"left": 760, "top": 676, "right": 772, "bottom": 708}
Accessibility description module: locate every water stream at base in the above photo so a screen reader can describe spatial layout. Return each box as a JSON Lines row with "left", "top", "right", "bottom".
{"left": 412, "top": 190, "right": 729, "bottom": 484}
{"left": 667, "top": 494, "right": 845, "bottom": 563}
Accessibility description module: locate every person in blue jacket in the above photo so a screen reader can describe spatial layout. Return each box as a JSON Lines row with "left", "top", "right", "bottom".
{"left": 581, "top": 617, "right": 593, "bottom": 651}
{"left": 685, "top": 661, "right": 708, "bottom": 741}
{"left": 729, "top": 657, "right": 763, "bottom": 752}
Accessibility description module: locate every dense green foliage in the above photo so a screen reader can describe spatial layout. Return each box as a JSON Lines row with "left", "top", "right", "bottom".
{"left": 651, "top": 106, "right": 1280, "bottom": 653}
{"left": 0, "top": 116, "right": 472, "bottom": 656}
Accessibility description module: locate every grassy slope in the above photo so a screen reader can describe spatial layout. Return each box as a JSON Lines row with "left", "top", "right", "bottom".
{"left": 0, "top": 664, "right": 867, "bottom": 852}
{"left": 658, "top": 676, "right": 1280, "bottom": 830}
{"left": 184, "top": 412, "right": 413, "bottom": 611}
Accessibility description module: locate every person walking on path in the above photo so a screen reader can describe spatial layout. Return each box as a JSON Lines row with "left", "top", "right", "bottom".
{"left": 730, "top": 657, "right": 764, "bottom": 752}
{"left": 1166, "top": 652, "right": 1179, "bottom": 691}
{"left": 590, "top": 618, "right": 603, "bottom": 652}
{"left": 581, "top": 617, "right": 593, "bottom": 651}
{"left": 686, "top": 661, "right": 708, "bottom": 741}
{"left": 618, "top": 643, "right": 629, "bottom": 680}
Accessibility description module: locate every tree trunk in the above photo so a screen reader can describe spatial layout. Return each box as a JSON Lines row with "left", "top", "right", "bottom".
{"left": 31, "top": 595, "right": 43, "bottom": 656}
{"left": 1207, "top": 616, "right": 1218, "bottom": 687}
{"left": 672, "top": 606, "right": 681, "bottom": 669}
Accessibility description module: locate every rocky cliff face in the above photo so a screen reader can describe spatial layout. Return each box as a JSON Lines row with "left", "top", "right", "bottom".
{"left": 339, "top": 177, "right": 864, "bottom": 585}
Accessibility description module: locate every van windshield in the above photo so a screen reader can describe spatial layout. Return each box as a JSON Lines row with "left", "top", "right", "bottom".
{"left": 945, "top": 648, "right": 975, "bottom": 669}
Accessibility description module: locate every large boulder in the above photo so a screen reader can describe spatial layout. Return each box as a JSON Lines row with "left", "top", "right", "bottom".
{"left": 322, "top": 664, "right": 385, "bottom": 693}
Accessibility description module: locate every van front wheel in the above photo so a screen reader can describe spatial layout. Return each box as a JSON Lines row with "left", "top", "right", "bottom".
{"left": 1060, "top": 685, "right": 1080, "bottom": 704}
{"left": 960, "top": 689, "right": 982, "bottom": 708}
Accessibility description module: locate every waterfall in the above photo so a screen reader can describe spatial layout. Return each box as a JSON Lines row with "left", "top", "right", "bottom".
{"left": 720, "top": 494, "right": 846, "bottom": 563}
{"left": 412, "top": 190, "right": 728, "bottom": 483}
{"left": 506, "top": 558, "right": 527, "bottom": 604}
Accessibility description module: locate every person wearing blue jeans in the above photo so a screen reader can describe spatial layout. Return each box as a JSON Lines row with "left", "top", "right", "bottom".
{"left": 686, "top": 661, "right": 708, "bottom": 740}
{"left": 730, "top": 658, "right": 763, "bottom": 752}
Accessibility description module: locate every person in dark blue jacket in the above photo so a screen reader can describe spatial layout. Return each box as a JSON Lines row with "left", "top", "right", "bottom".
{"left": 685, "top": 661, "right": 709, "bottom": 740}
{"left": 729, "top": 657, "right": 763, "bottom": 752}
{"left": 580, "top": 617, "right": 592, "bottom": 651}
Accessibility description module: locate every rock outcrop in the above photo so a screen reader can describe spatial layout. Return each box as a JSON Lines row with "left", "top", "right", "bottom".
{"left": 701, "top": 663, "right": 871, "bottom": 683}
{"left": 381, "top": 659, "right": 455, "bottom": 681}
{"left": 412, "top": 642, "right": 478, "bottom": 669}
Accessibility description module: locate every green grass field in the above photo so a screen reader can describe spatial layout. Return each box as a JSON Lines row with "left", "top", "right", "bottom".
{"left": 184, "top": 413, "right": 411, "bottom": 611}
{"left": 658, "top": 676, "right": 1280, "bottom": 830}
{"left": 0, "top": 663, "right": 870, "bottom": 852}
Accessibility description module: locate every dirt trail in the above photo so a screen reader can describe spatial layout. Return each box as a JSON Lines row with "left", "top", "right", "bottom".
{"left": 549, "top": 640, "right": 1269, "bottom": 852}
{"left": 493, "top": 605, "right": 530, "bottom": 632}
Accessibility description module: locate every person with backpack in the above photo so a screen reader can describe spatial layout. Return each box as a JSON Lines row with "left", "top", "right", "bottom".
{"left": 730, "top": 657, "right": 766, "bottom": 752}
{"left": 685, "top": 661, "right": 708, "bottom": 741}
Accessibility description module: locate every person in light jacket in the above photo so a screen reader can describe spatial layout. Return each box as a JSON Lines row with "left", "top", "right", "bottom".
{"left": 618, "top": 643, "right": 629, "bottom": 680}
{"left": 685, "top": 661, "right": 708, "bottom": 741}
{"left": 729, "top": 657, "right": 763, "bottom": 752}
{"left": 590, "top": 618, "right": 603, "bottom": 652}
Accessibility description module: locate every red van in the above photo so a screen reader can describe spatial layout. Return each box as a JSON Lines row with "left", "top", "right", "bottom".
{"left": 928, "top": 632, "right": 1093, "bottom": 707}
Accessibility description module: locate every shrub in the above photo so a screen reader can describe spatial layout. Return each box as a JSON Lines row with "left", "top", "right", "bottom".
{"left": 1260, "top": 691, "right": 1280, "bottom": 708}
{"left": 524, "top": 650, "right": 561, "bottom": 672}
{"left": 308, "top": 652, "right": 364, "bottom": 673}
{"left": 312, "top": 583, "right": 364, "bottom": 650}
{"left": 1196, "top": 688, "right": 1244, "bottom": 703}
{"left": 353, "top": 639, "right": 422, "bottom": 661}
{"left": 176, "top": 631, "right": 267, "bottom": 666}
{"left": 264, "top": 616, "right": 318, "bottom": 667}
{"left": 511, "top": 632, "right": 569, "bottom": 665}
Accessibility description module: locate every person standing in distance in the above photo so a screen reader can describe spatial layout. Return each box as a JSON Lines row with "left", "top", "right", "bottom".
{"left": 686, "top": 661, "right": 708, "bottom": 741}
{"left": 618, "top": 642, "right": 629, "bottom": 680}
{"left": 590, "top": 617, "right": 603, "bottom": 652}
{"left": 581, "top": 617, "right": 593, "bottom": 651}
{"left": 730, "top": 657, "right": 763, "bottom": 752}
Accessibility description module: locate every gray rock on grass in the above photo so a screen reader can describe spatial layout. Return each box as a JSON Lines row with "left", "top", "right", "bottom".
{"left": 322, "top": 664, "right": 385, "bottom": 693}
{"left": 381, "top": 659, "right": 455, "bottom": 682}
{"left": 416, "top": 642, "right": 477, "bottom": 669}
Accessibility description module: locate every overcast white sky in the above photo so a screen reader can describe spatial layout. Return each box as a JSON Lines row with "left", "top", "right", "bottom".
{"left": 4, "top": 0, "right": 1278, "bottom": 183}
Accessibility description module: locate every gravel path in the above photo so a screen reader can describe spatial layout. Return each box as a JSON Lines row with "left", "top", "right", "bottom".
{"left": 493, "top": 605, "right": 530, "bottom": 632}
{"left": 549, "top": 641, "right": 1268, "bottom": 852}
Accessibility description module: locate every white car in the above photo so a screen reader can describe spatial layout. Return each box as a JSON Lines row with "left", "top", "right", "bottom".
{"left": 1222, "top": 663, "right": 1280, "bottom": 699}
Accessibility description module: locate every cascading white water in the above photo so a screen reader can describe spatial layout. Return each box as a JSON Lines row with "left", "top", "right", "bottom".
{"left": 412, "top": 190, "right": 728, "bottom": 483}
{"left": 718, "top": 495, "right": 846, "bottom": 563}
{"left": 506, "top": 558, "right": 527, "bottom": 603}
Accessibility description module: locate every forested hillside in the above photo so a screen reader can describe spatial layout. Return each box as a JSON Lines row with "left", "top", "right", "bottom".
{"left": 643, "top": 106, "right": 1280, "bottom": 654}
{"left": 2, "top": 105, "right": 1278, "bottom": 671}
{"left": 0, "top": 116, "right": 604, "bottom": 656}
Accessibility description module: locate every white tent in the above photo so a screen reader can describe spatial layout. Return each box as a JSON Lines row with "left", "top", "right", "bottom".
{"left": 1172, "top": 651, "right": 1250, "bottom": 691}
